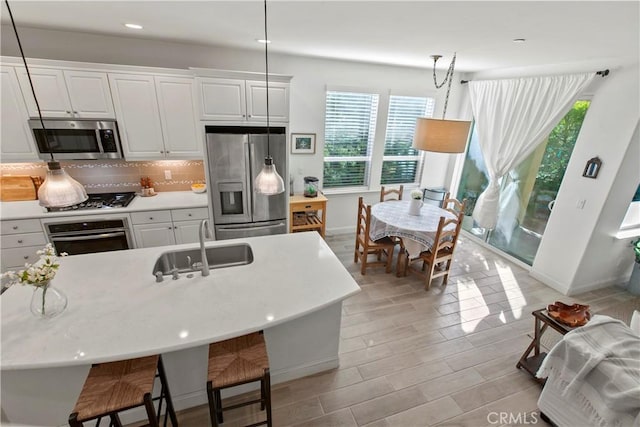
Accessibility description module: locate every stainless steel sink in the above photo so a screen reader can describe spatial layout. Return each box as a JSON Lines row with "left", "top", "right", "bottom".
{"left": 152, "top": 243, "right": 253, "bottom": 276}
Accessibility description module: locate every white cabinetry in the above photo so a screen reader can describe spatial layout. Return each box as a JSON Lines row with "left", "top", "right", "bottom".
{"left": 197, "top": 77, "right": 289, "bottom": 122}
{"left": 109, "top": 74, "right": 202, "bottom": 160}
{"left": 0, "top": 66, "right": 39, "bottom": 162}
{"left": 1, "top": 219, "right": 47, "bottom": 273}
{"left": 15, "top": 67, "right": 115, "bottom": 119}
{"left": 131, "top": 208, "right": 208, "bottom": 248}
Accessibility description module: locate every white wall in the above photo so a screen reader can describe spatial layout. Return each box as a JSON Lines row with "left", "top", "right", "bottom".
{"left": 531, "top": 64, "right": 640, "bottom": 294}
{"left": 1, "top": 25, "right": 467, "bottom": 233}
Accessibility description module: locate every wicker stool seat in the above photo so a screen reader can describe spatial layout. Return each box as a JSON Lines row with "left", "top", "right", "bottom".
{"left": 207, "top": 331, "right": 272, "bottom": 427}
{"left": 69, "top": 355, "right": 178, "bottom": 427}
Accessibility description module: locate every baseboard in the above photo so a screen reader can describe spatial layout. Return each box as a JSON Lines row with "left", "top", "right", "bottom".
{"left": 529, "top": 269, "right": 570, "bottom": 295}
{"left": 117, "top": 356, "right": 339, "bottom": 424}
{"left": 564, "top": 274, "right": 633, "bottom": 296}
{"left": 326, "top": 226, "right": 354, "bottom": 236}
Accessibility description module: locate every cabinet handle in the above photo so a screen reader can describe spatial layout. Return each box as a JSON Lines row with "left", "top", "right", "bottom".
{"left": 160, "top": 151, "right": 164, "bottom": 154}
{"left": 248, "top": 114, "right": 252, "bottom": 118}
{"left": 242, "top": 114, "right": 246, "bottom": 118}
{"left": 17, "top": 240, "right": 23, "bottom": 244}
{"left": 168, "top": 226, "right": 172, "bottom": 230}
{"left": 66, "top": 110, "right": 71, "bottom": 114}
{"left": 166, "top": 151, "right": 170, "bottom": 154}
{"left": 23, "top": 255, "right": 29, "bottom": 260}
{"left": 188, "top": 213, "right": 192, "bottom": 217}
{"left": 149, "top": 217, "right": 154, "bottom": 220}
{"left": 73, "top": 111, "right": 78, "bottom": 114}
{"left": 305, "top": 205, "right": 312, "bottom": 208}
{"left": 12, "top": 226, "right": 18, "bottom": 230}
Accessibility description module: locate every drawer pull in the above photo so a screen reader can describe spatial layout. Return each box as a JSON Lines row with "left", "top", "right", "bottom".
{"left": 149, "top": 217, "right": 154, "bottom": 220}
{"left": 12, "top": 226, "right": 18, "bottom": 230}
{"left": 305, "top": 205, "right": 312, "bottom": 209}
{"left": 168, "top": 226, "right": 172, "bottom": 230}
{"left": 23, "top": 255, "right": 29, "bottom": 260}
{"left": 188, "top": 213, "right": 192, "bottom": 217}
{"left": 17, "top": 240, "right": 23, "bottom": 244}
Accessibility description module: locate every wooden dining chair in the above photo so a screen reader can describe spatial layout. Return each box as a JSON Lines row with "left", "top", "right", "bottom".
{"left": 403, "top": 204, "right": 465, "bottom": 290}
{"left": 442, "top": 197, "right": 464, "bottom": 216}
{"left": 354, "top": 197, "right": 397, "bottom": 275}
{"left": 380, "top": 185, "right": 404, "bottom": 202}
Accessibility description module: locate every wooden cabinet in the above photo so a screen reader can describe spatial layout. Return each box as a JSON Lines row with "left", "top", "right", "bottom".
{"left": 1, "top": 219, "right": 46, "bottom": 273}
{"left": 109, "top": 73, "right": 202, "bottom": 160}
{"left": 0, "top": 66, "right": 39, "bottom": 162}
{"left": 197, "top": 77, "right": 289, "bottom": 122}
{"left": 289, "top": 194, "right": 327, "bottom": 238}
{"left": 15, "top": 67, "right": 114, "bottom": 119}
{"left": 131, "top": 208, "right": 209, "bottom": 248}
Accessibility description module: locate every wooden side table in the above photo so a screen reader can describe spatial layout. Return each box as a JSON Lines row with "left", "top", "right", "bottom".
{"left": 516, "top": 309, "right": 574, "bottom": 381}
{"left": 289, "top": 194, "right": 327, "bottom": 238}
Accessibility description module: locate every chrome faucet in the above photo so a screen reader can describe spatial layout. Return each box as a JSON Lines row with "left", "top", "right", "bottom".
{"left": 199, "top": 219, "right": 213, "bottom": 276}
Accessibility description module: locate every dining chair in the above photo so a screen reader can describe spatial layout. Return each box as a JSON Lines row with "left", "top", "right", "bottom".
{"left": 401, "top": 203, "right": 465, "bottom": 289}
{"left": 354, "top": 197, "right": 397, "bottom": 275}
{"left": 380, "top": 185, "right": 404, "bottom": 202}
{"left": 442, "top": 197, "right": 465, "bottom": 216}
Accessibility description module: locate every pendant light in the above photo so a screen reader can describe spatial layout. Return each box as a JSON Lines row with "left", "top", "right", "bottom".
{"left": 254, "top": 0, "right": 285, "bottom": 195}
{"left": 5, "top": 0, "right": 88, "bottom": 208}
{"left": 413, "top": 53, "right": 471, "bottom": 154}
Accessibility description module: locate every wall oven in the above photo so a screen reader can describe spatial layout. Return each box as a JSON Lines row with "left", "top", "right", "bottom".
{"left": 29, "top": 119, "right": 123, "bottom": 160}
{"left": 42, "top": 215, "right": 133, "bottom": 256}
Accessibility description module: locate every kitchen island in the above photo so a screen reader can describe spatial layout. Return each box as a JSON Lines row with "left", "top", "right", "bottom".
{"left": 1, "top": 232, "right": 360, "bottom": 426}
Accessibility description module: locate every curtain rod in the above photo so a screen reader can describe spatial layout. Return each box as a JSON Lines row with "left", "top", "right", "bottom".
{"left": 460, "top": 69, "right": 610, "bottom": 85}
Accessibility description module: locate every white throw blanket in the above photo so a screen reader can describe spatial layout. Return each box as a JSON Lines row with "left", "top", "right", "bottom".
{"left": 537, "top": 315, "right": 640, "bottom": 427}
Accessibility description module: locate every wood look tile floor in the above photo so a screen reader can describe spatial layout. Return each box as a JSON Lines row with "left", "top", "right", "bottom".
{"left": 146, "top": 233, "right": 639, "bottom": 427}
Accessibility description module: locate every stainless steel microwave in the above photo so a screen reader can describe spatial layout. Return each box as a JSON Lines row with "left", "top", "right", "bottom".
{"left": 28, "top": 119, "right": 123, "bottom": 160}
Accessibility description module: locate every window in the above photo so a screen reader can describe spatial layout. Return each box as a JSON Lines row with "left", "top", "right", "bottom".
{"left": 381, "top": 95, "right": 435, "bottom": 184}
{"left": 323, "top": 91, "right": 379, "bottom": 188}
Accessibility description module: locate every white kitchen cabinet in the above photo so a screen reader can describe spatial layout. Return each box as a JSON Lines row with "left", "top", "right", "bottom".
{"left": 133, "top": 222, "right": 177, "bottom": 248}
{"left": 246, "top": 80, "right": 289, "bottom": 122}
{"left": 15, "top": 67, "right": 114, "bottom": 119}
{"left": 110, "top": 73, "right": 202, "bottom": 160}
{"left": 1, "top": 219, "right": 47, "bottom": 273}
{"left": 0, "top": 66, "right": 40, "bottom": 162}
{"left": 197, "top": 77, "right": 289, "bottom": 122}
{"left": 155, "top": 76, "right": 202, "bottom": 158}
{"left": 131, "top": 208, "right": 208, "bottom": 248}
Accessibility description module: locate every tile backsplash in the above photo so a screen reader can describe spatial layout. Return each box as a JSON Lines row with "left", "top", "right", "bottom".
{"left": 0, "top": 160, "right": 205, "bottom": 193}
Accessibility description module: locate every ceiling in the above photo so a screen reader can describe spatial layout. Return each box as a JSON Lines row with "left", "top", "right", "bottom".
{"left": 1, "top": 1, "right": 638, "bottom": 72}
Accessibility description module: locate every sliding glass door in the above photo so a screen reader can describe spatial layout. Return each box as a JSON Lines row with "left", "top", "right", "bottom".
{"left": 456, "top": 100, "right": 591, "bottom": 265}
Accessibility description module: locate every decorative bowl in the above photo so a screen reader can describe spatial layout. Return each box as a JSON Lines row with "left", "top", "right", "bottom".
{"left": 191, "top": 183, "right": 206, "bottom": 193}
{"left": 547, "top": 301, "right": 590, "bottom": 327}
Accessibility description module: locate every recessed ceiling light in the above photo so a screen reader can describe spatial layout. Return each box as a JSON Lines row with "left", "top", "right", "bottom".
{"left": 124, "top": 23, "right": 143, "bottom": 30}
{"left": 256, "top": 39, "right": 271, "bottom": 44}
{"left": 513, "top": 38, "right": 526, "bottom": 43}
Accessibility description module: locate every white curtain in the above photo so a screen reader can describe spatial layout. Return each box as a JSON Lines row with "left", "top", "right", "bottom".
{"left": 469, "top": 73, "right": 595, "bottom": 229}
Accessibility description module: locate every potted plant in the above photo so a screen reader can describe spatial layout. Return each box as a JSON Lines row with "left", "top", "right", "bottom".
{"left": 409, "top": 190, "right": 424, "bottom": 215}
{"left": 628, "top": 238, "right": 640, "bottom": 295}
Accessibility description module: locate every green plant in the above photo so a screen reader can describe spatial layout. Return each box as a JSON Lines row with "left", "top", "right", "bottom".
{"left": 632, "top": 238, "right": 640, "bottom": 264}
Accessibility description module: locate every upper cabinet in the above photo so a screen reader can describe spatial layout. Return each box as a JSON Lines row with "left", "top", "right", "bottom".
{"left": 15, "top": 68, "right": 115, "bottom": 119}
{"left": 0, "top": 66, "right": 39, "bottom": 162}
{"left": 197, "top": 76, "right": 290, "bottom": 123}
{"left": 109, "top": 73, "right": 202, "bottom": 160}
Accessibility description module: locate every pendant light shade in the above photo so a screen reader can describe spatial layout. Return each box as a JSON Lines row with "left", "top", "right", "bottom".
{"left": 37, "top": 161, "right": 88, "bottom": 208}
{"left": 6, "top": 0, "right": 88, "bottom": 208}
{"left": 254, "top": 157, "right": 285, "bottom": 195}
{"left": 254, "top": 0, "right": 285, "bottom": 196}
{"left": 413, "top": 118, "right": 471, "bottom": 153}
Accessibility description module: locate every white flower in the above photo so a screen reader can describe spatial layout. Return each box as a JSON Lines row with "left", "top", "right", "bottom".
{"left": 1, "top": 244, "right": 64, "bottom": 288}
{"left": 411, "top": 190, "right": 423, "bottom": 200}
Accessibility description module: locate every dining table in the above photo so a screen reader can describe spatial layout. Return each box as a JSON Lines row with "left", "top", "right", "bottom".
{"left": 369, "top": 200, "right": 457, "bottom": 258}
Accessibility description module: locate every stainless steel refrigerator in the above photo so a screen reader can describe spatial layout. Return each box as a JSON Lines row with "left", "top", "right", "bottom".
{"left": 206, "top": 126, "right": 288, "bottom": 240}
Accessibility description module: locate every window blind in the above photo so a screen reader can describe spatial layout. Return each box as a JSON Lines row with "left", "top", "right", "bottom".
{"left": 381, "top": 95, "right": 435, "bottom": 185}
{"left": 323, "top": 91, "right": 379, "bottom": 188}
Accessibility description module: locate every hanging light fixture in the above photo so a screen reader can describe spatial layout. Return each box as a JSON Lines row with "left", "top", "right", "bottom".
{"left": 413, "top": 53, "right": 471, "bottom": 154}
{"left": 254, "top": 0, "right": 285, "bottom": 195}
{"left": 5, "top": 0, "right": 88, "bottom": 208}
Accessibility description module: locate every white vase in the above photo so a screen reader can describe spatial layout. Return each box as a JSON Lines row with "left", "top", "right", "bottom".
{"left": 409, "top": 199, "right": 423, "bottom": 216}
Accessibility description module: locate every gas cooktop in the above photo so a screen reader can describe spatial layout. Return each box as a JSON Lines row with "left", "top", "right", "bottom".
{"left": 46, "top": 192, "right": 137, "bottom": 212}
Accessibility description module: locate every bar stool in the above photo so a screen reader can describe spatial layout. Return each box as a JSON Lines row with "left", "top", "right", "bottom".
{"left": 206, "top": 331, "right": 272, "bottom": 427}
{"left": 69, "top": 354, "right": 178, "bottom": 427}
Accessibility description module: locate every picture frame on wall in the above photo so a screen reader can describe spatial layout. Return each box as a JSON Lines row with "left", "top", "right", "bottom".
{"left": 291, "top": 133, "right": 316, "bottom": 154}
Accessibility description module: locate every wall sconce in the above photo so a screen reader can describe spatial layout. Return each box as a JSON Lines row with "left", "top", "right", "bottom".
{"left": 583, "top": 156, "right": 602, "bottom": 179}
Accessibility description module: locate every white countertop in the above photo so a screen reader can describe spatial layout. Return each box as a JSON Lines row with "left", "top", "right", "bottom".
{"left": 0, "top": 191, "right": 209, "bottom": 221}
{"left": 0, "top": 232, "right": 360, "bottom": 370}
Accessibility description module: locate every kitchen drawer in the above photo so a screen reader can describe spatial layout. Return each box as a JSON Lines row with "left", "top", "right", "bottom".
{"left": 1, "top": 245, "right": 42, "bottom": 269}
{"left": 171, "top": 207, "right": 208, "bottom": 222}
{"left": 1, "top": 219, "right": 43, "bottom": 235}
{"left": 130, "top": 210, "right": 172, "bottom": 225}
{"left": 291, "top": 200, "right": 325, "bottom": 213}
{"left": 1, "top": 232, "right": 47, "bottom": 249}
